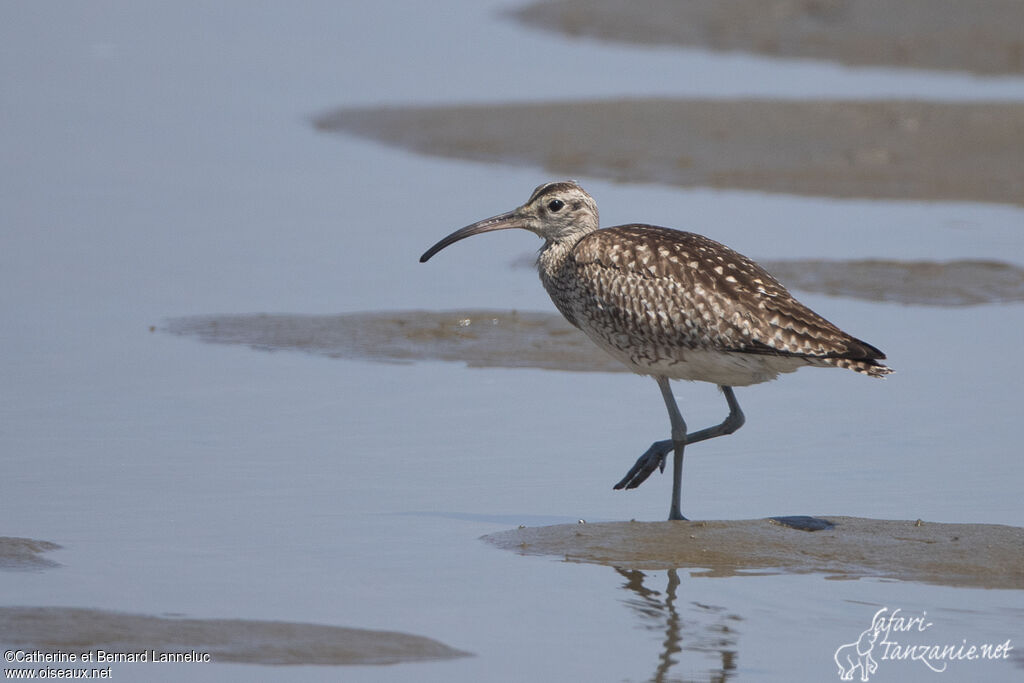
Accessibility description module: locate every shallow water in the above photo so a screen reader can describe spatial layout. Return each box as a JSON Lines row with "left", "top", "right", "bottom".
{"left": 3, "top": 1, "right": 1023, "bottom": 681}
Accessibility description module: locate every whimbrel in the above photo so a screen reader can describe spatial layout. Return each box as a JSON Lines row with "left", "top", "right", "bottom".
{"left": 420, "top": 181, "right": 891, "bottom": 520}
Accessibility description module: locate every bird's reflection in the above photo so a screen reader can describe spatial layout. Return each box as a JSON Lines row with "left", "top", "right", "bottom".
{"left": 615, "top": 567, "right": 740, "bottom": 682}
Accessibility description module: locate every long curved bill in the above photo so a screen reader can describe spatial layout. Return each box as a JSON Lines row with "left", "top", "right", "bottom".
{"left": 419, "top": 211, "right": 523, "bottom": 263}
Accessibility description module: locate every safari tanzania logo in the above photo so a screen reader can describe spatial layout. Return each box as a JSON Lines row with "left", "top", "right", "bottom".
{"left": 833, "top": 607, "right": 1013, "bottom": 680}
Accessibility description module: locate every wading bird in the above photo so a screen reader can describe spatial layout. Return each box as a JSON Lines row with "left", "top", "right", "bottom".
{"left": 420, "top": 181, "right": 890, "bottom": 520}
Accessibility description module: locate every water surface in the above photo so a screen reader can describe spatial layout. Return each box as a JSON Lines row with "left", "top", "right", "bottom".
{"left": 3, "top": 1, "right": 1023, "bottom": 681}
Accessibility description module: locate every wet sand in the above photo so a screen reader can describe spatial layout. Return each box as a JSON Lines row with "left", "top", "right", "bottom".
{"left": 0, "top": 607, "right": 470, "bottom": 666}
{"left": 511, "top": 255, "right": 1024, "bottom": 307}
{"left": 164, "top": 310, "right": 624, "bottom": 373}
{"left": 316, "top": 99, "right": 1024, "bottom": 206}
{"left": 754, "top": 259, "right": 1024, "bottom": 306}
{"left": 164, "top": 252, "right": 1022, "bottom": 375}
{"left": 0, "top": 537, "right": 61, "bottom": 571}
{"left": 484, "top": 517, "right": 1024, "bottom": 590}
{"left": 510, "top": 0, "right": 1024, "bottom": 75}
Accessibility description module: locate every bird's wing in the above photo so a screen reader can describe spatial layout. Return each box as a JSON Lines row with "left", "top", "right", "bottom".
{"left": 570, "top": 225, "right": 885, "bottom": 362}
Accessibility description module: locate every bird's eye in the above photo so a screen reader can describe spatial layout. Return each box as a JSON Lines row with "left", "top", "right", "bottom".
{"left": 547, "top": 199, "right": 565, "bottom": 212}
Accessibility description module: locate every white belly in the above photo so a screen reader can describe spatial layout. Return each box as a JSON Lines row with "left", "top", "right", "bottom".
{"left": 586, "top": 333, "right": 811, "bottom": 386}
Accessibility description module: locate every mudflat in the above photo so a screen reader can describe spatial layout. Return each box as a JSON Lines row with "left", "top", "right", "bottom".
{"left": 484, "top": 517, "right": 1024, "bottom": 590}
{"left": 0, "top": 607, "right": 471, "bottom": 666}
{"left": 317, "top": 99, "right": 1024, "bottom": 206}
{"left": 510, "top": 0, "right": 1024, "bottom": 75}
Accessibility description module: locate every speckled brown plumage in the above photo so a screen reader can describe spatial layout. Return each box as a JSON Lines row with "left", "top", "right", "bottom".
{"left": 541, "top": 224, "right": 890, "bottom": 386}
{"left": 525, "top": 183, "right": 891, "bottom": 386}
{"left": 420, "top": 180, "right": 891, "bottom": 520}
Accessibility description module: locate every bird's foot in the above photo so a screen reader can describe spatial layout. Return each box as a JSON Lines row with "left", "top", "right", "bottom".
{"left": 612, "top": 439, "right": 673, "bottom": 490}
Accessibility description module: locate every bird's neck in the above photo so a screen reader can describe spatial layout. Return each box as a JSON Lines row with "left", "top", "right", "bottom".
{"left": 536, "top": 233, "right": 591, "bottom": 330}
{"left": 537, "top": 234, "right": 584, "bottom": 280}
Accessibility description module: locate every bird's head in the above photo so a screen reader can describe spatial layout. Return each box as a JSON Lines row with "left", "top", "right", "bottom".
{"left": 420, "top": 181, "right": 599, "bottom": 262}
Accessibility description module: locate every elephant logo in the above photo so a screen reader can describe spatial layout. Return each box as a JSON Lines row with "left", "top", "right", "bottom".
{"left": 834, "top": 610, "right": 884, "bottom": 681}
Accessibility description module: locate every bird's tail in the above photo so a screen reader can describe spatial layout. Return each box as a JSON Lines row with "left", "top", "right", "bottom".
{"left": 823, "top": 357, "right": 893, "bottom": 378}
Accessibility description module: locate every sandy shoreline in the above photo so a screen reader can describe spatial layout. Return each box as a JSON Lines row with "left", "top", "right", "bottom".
{"left": 510, "top": 0, "right": 1024, "bottom": 75}
{"left": 0, "top": 607, "right": 471, "bottom": 666}
{"left": 0, "top": 537, "right": 62, "bottom": 571}
{"left": 484, "top": 517, "right": 1024, "bottom": 590}
{"left": 317, "top": 99, "right": 1024, "bottom": 206}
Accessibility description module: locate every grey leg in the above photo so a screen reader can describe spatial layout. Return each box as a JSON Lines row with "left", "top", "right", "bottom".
{"left": 655, "top": 376, "right": 688, "bottom": 521}
{"left": 613, "top": 385, "right": 744, "bottom": 495}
